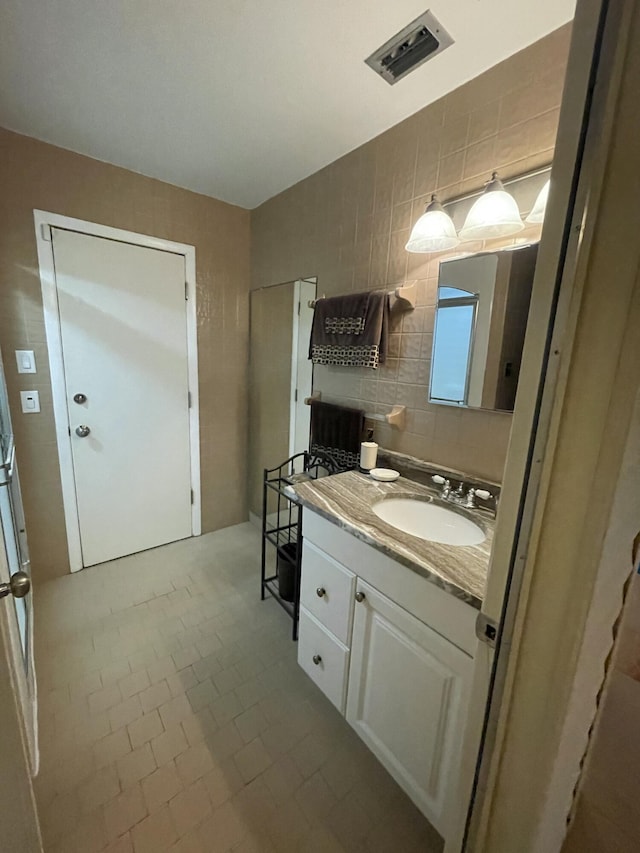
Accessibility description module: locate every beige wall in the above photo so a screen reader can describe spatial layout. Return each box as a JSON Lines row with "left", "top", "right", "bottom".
{"left": 251, "top": 25, "right": 571, "bottom": 482}
{"left": 0, "top": 128, "right": 250, "bottom": 582}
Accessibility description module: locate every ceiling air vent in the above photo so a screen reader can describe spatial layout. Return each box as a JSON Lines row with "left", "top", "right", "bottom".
{"left": 365, "top": 10, "right": 454, "bottom": 85}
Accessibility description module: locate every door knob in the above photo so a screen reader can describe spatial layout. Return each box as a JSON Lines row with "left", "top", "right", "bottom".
{"left": 73, "top": 393, "right": 87, "bottom": 404}
{"left": 355, "top": 591, "right": 366, "bottom": 603}
{"left": 312, "top": 654, "right": 322, "bottom": 665}
{"left": 316, "top": 587, "right": 326, "bottom": 598}
{"left": 0, "top": 571, "right": 30, "bottom": 600}
{"left": 75, "top": 425, "right": 91, "bottom": 438}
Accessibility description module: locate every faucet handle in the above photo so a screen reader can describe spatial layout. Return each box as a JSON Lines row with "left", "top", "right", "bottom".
{"left": 433, "top": 475, "right": 451, "bottom": 499}
{"left": 475, "top": 489, "right": 493, "bottom": 501}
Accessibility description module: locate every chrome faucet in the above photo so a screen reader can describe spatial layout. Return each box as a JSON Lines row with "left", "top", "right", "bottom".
{"left": 432, "top": 475, "right": 494, "bottom": 510}
{"left": 436, "top": 476, "right": 451, "bottom": 499}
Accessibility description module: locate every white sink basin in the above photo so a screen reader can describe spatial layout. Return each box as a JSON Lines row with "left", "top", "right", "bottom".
{"left": 372, "top": 498, "right": 485, "bottom": 546}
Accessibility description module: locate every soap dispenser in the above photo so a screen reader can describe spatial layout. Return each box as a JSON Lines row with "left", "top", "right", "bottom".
{"left": 360, "top": 428, "right": 378, "bottom": 473}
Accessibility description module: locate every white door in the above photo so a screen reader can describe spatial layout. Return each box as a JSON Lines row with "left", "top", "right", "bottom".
{"left": 0, "top": 448, "right": 28, "bottom": 670}
{"left": 0, "top": 348, "right": 38, "bottom": 782}
{"left": 0, "top": 426, "right": 41, "bottom": 850}
{"left": 0, "top": 596, "right": 42, "bottom": 853}
{"left": 51, "top": 228, "right": 193, "bottom": 567}
{"left": 346, "top": 580, "right": 473, "bottom": 839}
{"left": 0, "top": 461, "right": 37, "bottom": 752}
{"left": 289, "top": 279, "right": 316, "bottom": 457}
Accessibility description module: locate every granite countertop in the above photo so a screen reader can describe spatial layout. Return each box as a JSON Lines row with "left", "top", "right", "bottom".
{"left": 292, "top": 470, "right": 494, "bottom": 609}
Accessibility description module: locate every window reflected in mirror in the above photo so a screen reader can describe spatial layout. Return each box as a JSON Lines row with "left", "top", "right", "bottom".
{"left": 429, "top": 244, "right": 538, "bottom": 412}
{"left": 430, "top": 287, "right": 478, "bottom": 405}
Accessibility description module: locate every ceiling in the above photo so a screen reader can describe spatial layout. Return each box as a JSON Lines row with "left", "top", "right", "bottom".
{"left": 0, "top": 1, "right": 575, "bottom": 209}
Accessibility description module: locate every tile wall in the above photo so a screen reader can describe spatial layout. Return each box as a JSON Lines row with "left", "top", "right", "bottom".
{"left": 0, "top": 23, "right": 573, "bottom": 581}
{"left": 0, "top": 128, "right": 250, "bottom": 581}
{"left": 251, "top": 24, "right": 572, "bottom": 482}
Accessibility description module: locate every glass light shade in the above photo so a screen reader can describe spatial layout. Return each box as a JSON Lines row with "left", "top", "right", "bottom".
{"left": 459, "top": 173, "right": 524, "bottom": 241}
{"left": 405, "top": 196, "right": 460, "bottom": 253}
{"left": 526, "top": 179, "right": 550, "bottom": 224}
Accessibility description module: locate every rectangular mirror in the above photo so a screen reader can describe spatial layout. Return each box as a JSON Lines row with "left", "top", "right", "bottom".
{"left": 429, "top": 243, "right": 538, "bottom": 412}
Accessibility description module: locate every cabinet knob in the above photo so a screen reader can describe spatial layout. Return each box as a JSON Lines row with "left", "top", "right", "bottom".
{"left": 312, "top": 654, "right": 322, "bottom": 665}
{"left": 355, "top": 591, "right": 366, "bottom": 603}
{"left": 316, "top": 587, "right": 326, "bottom": 598}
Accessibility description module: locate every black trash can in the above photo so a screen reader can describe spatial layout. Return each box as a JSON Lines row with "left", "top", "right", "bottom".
{"left": 277, "top": 542, "right": 298, "bottom": 602}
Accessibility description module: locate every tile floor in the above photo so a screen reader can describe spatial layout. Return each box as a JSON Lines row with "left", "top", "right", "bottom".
{"left": 34, "top": 523, "right": 443, "bottom": 853}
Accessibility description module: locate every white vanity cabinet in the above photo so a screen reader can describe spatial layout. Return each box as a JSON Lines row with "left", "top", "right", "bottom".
{"left": 297, "top": 510, "right": 477, "bottom": 839}
{"left": 347, "top": 578, "right": 473, "bottom": 833}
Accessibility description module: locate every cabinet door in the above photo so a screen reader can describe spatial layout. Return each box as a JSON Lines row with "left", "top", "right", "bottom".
{"left": 346, "top": 580, "right": 472, "bottom": 838}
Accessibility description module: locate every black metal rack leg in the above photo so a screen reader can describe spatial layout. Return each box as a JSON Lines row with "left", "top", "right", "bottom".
{"left": 260, "top": 469, "right": 267, "bottom": 600}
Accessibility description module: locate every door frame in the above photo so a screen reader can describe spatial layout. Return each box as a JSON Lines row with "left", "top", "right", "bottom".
{"left": 460, "top": 0, "right": 640, "bottom": 849}
{"left": 33, "top": 210, "right": 201, "bottom": 573}
{"left": 288, "top": 278, "right": 316, "bottom": 458}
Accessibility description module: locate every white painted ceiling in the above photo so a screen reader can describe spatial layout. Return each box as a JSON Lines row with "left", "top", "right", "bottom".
{"left": 0, "top": 1, "right": 575, "bottom": 209}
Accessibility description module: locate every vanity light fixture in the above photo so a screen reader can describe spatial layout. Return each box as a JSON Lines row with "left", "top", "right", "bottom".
{"left": 458, "top": 172, "right": 524, "bottom": 241}
{"left": 405, "top": 165, "right": 552, "bottom": 254}
{"left": 405, "top": 194, "right": 460, "bottom": 253}
{"left": 525, "top": 178, "right": 550, "bottom": 224}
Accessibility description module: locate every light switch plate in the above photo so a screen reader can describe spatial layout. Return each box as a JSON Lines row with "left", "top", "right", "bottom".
{"left": 20, "top": 390, "right": 40, "bottom": 413}
{"left": 15, "top": 350, "right": 36, "bottom": 374}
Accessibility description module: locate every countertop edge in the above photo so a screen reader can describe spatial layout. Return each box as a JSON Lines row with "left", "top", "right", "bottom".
{"left": 294, "top": 488, "right": 484, "bottom": 611}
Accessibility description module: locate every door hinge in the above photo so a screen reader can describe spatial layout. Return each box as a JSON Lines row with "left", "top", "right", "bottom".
{"left": 190, "top": 489, "right": 194, "bottom": 505}
{"left": 185, "top": 282, "right": 189, "bottom": 301}
{"left": 40, "top": 223, "right": 52, "bottom": 242}
{"left": 476, "top": 612, "right": 499, "bottom": 648}
{"left": 297, "top": 301, "right": 301, "bottom": 315}
{"left": 67, "top": 426, "right": 71, "bottom": 436}
{"left": 294, "top": 389, "right": 298, "bottom": 402}
{"left": 188, "top": 391, "right": 192, "bottom": 408}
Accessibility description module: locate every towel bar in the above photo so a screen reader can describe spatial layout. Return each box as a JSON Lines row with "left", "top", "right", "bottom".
{"left": 304, "top": 393, "right": 406, "bottom": 430}
{"left": 308, "top": 282, "right": 416, "bottom": 310}
{"left": 393, "top": 282, "right": 417, "bottom": 308}
{"left": 365, "top": 405, "right": 407, "bottom": 429}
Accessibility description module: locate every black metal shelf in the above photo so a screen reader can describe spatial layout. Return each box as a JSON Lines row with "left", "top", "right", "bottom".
{"left": 262, "top": 577, "right": 296, "bottom": 620}
{"left": 264, "top": 526, "right": 299, "bottom": 550}
{"left": 260, "top": 450, "right": 344, "bottom": 641}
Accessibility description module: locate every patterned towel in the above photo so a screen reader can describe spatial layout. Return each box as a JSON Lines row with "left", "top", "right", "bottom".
{"left": 309, "top": 401, "right": 364, "bottom": 470}
{"left": 309, "top": 290, "right": 390, "bottom": 368}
